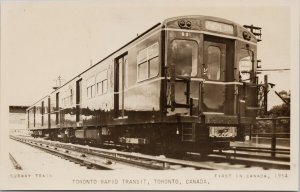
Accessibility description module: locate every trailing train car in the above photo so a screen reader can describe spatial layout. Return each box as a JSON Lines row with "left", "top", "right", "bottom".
{"left": 27, "top": 15, "right": 259, "bottom": 155}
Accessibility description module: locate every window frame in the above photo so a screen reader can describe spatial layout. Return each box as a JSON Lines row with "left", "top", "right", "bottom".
{"left": 206, "top": 45, "right": 221, "bottom": 81}
{"left": 238, "top": 48, "right": 254, "bottom": 83}
{"left": 96, "top": 69, "right": 108, "bottom": 96}
{"left": 137, "top": 42, "right": 159, "bottom": 82}
{"left": 203, "top": 40, "right": 226, "bottom": 82}
{"left": 86, "top": 76, "right": 96, "bottom": 99}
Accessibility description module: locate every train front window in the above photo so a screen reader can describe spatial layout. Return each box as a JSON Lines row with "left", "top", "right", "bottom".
{"left": 239, "top": 49, "right": 253, "bottom": 82}
{"left": 207, "top": 46, "right": 221, "bottom": 80}
{"left": 170, "top": 40, "right": 198, "bottom": 76}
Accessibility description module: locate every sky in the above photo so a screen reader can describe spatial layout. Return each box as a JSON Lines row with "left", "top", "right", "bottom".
{"left": 1, "top": 0, "right": 298, "bottom": 109}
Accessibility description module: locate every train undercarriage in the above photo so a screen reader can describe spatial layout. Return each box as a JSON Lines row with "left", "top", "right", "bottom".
{"left": 30, "top": 121, "right": 247, "bottom": 157}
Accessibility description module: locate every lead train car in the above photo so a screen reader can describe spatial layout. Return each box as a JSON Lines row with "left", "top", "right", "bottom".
{"left": 27, "top": 15, "right": 259, "bottom": 154}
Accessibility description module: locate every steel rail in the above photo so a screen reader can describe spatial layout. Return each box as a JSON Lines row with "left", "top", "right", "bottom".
{"left": 230, "top": 146, "right": 290, "bottom": 154}
{"left": 9, "top": 153, "right": 22, "bottom": 170}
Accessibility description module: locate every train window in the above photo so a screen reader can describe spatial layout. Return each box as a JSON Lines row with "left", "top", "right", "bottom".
{"left": 239, "top": 49, "right": 253, "bottom": 82}
{"left": 148, "top": 43, "right": 159, "bottom": 58}
{"left": 207, "top": 46, "right": 221, "bottom": 80}
{"left": 138, "top": 61, "right": 148, "bottom": 81}
{"left": 97, "top": 82, "right": 103, "bottom": 95}
{"left": 86, "top": 76, "right": 96, "bottom": 98}
{"left": 91, "top": 85, "right": 96, "bottom": 97}
{"left": 61, "top": 89, "right": 73, "bottom": 107}
{"left": 87, "top": 87, "right": 91, "bottom": 98}
{"left": 149, "top": 57, "right": 159, "bottom": 78}
{"left": 170, "top": 40, "right": 198, "bottom": 76}
{"left": 97, "top": 79, "right": 108, "bottom": 95}
{"left": 103, "top": 79, "right": 108, "bottom": 93}
{"left": 137, "top": 49, "right": 147, "bottom": 64}
{"left": 137, "top": 42, "right": 159, "bottom": 81}
{"left": 96, "top": 70, "right": 108, "bottom": 95}
{"left": 70, "top": 89, "right": 73, "bottom": 105}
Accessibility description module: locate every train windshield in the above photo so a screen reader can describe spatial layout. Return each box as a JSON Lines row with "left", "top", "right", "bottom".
{"left": 239, "top": 49, "right": 253, "bottom": 82}
{"left": 207, "top": 46, "right": 221, "bottom": 80}
{"left": 170, "top": 40, "right": 198, "bottom": 76}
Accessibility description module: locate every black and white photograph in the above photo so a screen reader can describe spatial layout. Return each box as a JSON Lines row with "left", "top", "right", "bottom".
{"left": 0, "top": 0, "right": 299, "bottom": 190}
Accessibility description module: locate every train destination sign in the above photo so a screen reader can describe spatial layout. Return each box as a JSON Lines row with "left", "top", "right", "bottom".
{"left": 205, "top": 20, "right": 234, "bottom": 35}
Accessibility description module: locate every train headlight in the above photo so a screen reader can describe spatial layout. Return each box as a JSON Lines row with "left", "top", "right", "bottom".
{"left": 243, "top": 31, "right": 251, "bottom": 41}
{"left": 178, "top": 20, "right": 186, "bottom": 28}
{"left": 178, "top": 20, "right": 191, "bottom": 29}
{"left": 186, "top": 21, "right": 192, "bottom": 28}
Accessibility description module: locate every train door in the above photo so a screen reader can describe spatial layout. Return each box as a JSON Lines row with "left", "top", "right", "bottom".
{"left": 27, "top": 111, "right": 29, "bottom": 128}
{"left": 56, "top": 92, "right": 59, "bottom": 125}
{"left": 114, "top": 53, "right": 128, "bottom": 118}
{"left": 76, "top": 79, "right": 82, "bottom": 122}
{"left": 41, "top": 101, "right": 44, "bottom": 126}
{"left": 202, "top": 38, "right": 226, "bottom": 113}
{"left": 33, "top": 106, "right": 36, "bottom": 127}
{"left": 48, "top": 97, "right": 51, "bottom": 128}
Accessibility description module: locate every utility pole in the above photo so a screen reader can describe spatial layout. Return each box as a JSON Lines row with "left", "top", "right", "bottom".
{"left": 53, "top": 75, "right": 65, "bottom": 90}
{"left": 243, "top": 24, "right": 262, "bottom": 42}
{"left": 57, "top": 75, "right": 62, "bottom": 87}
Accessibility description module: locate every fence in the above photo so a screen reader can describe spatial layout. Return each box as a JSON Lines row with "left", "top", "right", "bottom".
{"left": 251, "top": 117, "right": 290, "bottom": 157}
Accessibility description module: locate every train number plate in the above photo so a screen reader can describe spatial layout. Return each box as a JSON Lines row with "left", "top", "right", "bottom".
{"left": 209, "top": 126, "right": 237, "bottom": 138}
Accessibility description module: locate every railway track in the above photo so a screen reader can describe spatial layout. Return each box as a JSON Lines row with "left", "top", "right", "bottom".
{"left": 10, "top": 135, "right": 289, "bottom": 170}
{"left": 205, "top": 146, "right": 290, "bottom": 169}
{"left": 9, "top": 153, "right": 22, "bottom": 170}
{"left": 215, "top": 146, "right": 290, "bottom": 161}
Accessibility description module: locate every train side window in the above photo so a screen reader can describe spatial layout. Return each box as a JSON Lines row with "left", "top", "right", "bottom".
{"left": 149, "top": 57, "right": 159, "bottom": 77}
{"left": 87, "top": 87, "right": 91, "bottom": 98}
{"left": 97, "top": 82, "right": 103, "bottom": 95}
{"left": 138, "top": 61, "right": 148, "bottom": 81}
{"left": 207, "top": 46, "right": 221, "bottom": 80}
{"left": 137, "top": 42, "right": 159, "bottom": 82}
{"left": 103, "top": 79, "right": 108, "bottom": 93}
{"left": 91, "top": 85, "right": 96, "bottom": 97}
{"left": 96, "top": 70, "right": 108, "bottom": 95}
{"left": 86, "top": 76, "right": 96, "bottom": 98}
{"left": 70, "top": 89, "right": 73, "bottom": 105}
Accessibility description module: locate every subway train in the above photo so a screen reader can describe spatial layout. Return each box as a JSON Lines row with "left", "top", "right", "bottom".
{"left": 27, "top": 15, "right": 260, "bottom": 155}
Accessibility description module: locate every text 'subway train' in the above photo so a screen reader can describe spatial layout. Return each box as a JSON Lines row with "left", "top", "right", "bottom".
{"left": 27, "top": 15, "right": 259, "bottom": 155}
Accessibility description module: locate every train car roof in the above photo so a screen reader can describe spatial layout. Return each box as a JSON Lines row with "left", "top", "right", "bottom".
{"left": 162, "top": 15, "right": 236, "bottom": 25}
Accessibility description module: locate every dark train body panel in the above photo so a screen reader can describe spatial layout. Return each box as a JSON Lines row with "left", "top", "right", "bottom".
{"left": 27, "top": 15, "right": 259, "bottom": 153}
